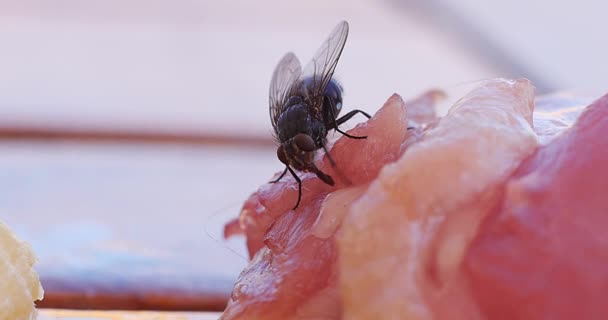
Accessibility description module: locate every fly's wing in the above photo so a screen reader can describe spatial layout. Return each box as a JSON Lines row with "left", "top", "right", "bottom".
{"left": 269, "top": 52, "right": 302, "bottom": 135}
{"left": 300, "top": 21, "right": 349, "bottom": 119}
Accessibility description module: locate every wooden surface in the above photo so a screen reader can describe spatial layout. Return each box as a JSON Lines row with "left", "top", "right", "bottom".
{"left": 0, "top": 142, "right": 279, "bottom": 310}
{"left": 39, "top": 309, "right": 221, "bottom": 320}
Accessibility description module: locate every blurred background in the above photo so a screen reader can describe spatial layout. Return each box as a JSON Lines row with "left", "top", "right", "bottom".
{"left": 0, "top": 0, "right": 605, "bottom": 312}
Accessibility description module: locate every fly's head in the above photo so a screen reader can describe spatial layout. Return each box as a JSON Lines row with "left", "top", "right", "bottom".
{"left": 277, "top": 133, "right": 316, "bottom": 172}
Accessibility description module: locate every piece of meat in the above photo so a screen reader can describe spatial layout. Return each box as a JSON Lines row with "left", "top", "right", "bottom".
{"left": 407, "top": 89, "right": 446, "bottom": 128}
{"left": 223, "top": 78, "right": 606, "bottom": 319}
{"left": 222, "top": 89, "right": 443, "bottom": 245}
{"left": 465, "top": 93, "right": 608, "bottom": 320}
{"left": 222, "top": 91, "right": 440, "bottom": 320}
{"left": 337, "top": 78, "right": 539, "bottom": 319}
{"left": 223, "top": 218, "right": 243, "bottom": 239}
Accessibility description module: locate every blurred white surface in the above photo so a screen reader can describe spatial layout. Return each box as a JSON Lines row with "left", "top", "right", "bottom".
{"left": 436, "top": 0, "right": 608, "bottom": 93}
{"left": 0, "top": 0, "right": 498, "bottom": 135}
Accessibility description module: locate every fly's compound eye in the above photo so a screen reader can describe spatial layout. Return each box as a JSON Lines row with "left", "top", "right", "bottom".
{"left": 277, "top": 145, "right": 289, "bottom": 164}
{"left": 294, "top": 133, "right": 316, "bottom": 152}
{"left": 335, "top": 101, "right": 342, "bottom": 113}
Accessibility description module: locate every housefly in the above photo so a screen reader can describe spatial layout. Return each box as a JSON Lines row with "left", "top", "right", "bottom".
{"left": 269, "top": 20, "right": 371, "bottom": 210}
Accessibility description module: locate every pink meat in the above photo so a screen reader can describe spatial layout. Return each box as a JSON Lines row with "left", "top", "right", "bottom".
{"left": 338, "top": 78, "right": 538, "bottom": 319}
{"left": 222, "top": 79, "right": 608, "bottom": 319}
{"left": 222, "top": 90, "right": 440, "bottom": 319}
{"left": 465, "top": 93, "right": 608, "bottom": 319}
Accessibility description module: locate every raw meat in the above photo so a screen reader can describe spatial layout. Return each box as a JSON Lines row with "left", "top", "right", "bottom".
{"left": 223, "top": 79, "right": 607, "bottom": 319}
{"left": 222, "top": 90, "right": 440, "bottom": 319}
{"left": 338, "top": 78, "right": 538, "bottom": 319}
{"left": 465, "top": 93, "right": 608, "bottom": 320}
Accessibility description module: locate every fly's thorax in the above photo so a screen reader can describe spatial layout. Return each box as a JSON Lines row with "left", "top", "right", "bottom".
{"left": 277, "top": 100, "right": 327, "bottom": 145}
{"left": 276, "top": 102, "right": 311, "bottom": 143}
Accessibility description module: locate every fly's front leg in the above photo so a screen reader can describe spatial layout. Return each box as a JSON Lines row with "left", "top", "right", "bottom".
{"left": 322, "top": 144, "right": 337, "bottom": 167}
{"left": 335, "top": 109, "right": 371, "bottom": 126}
{"left": 333, "top": 109, "right": 371, "bottom": 139}
{"left": 269, "top": 167, "right": 288, "bottom": 183}
{"left": 286, "top": 166, "right": 302, "bottom": 210}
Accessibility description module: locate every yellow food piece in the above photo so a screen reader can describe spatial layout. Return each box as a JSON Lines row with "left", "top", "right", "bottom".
{"left": 0, "top": 221, "right": 44, "bottom": 320}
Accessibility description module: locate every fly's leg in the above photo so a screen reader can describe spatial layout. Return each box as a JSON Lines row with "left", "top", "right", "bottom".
{"left": 333, "top": 109, "right": 371, "bottom": 139}
{"left": 313, "top": 167, "right": 335, "bottom": 186}
{"left": 286, "top": 166, "right": 302, "bottom": 210}
{"left": 322, "top": 144, "right": 337, "bottom": 167}
{"left": 321, "top": 144, "right": 352, "bottom": 185}
{"left": 269, "top": 167, "right": 288, "bottom": 183}
{"left": 336, "top": 109, "right": 372, "bottom": 126}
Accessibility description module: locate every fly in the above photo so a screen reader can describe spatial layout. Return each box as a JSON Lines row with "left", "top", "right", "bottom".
{"left": 268, "top": 20, "right": 371, "bottom": 210}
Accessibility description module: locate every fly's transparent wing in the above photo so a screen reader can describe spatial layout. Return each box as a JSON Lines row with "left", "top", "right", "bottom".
{"left": 300, "top": 21, "right": 349, "bottom": 116}
{"left": 269, "top": 52, "right": 302, "bottom": 133}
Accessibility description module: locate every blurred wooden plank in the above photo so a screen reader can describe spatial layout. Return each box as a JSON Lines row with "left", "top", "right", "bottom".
{"left": 0, "top": 124, "right": 273, "bottom": 147}
{"left": 38, "top": 278, "right": 228, "bottom": 311}
{"left": 38, "top": 309, "right": 221, "bottom": 320}
{"left": 0, "top": 142, "right": 280, "bottom": 311}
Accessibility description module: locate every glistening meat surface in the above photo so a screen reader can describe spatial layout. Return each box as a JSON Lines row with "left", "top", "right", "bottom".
{"left": 222, "top": 90, "right": 441, "bottom": 319}
{"left": 223, "top": 79, "right": 607, "bottom": 319}
{"left": 338, "top": 78, "right": 538, "bottom": 319}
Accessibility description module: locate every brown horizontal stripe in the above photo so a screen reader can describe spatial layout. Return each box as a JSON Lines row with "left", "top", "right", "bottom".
{"left": 38, "top": 277, "right": 229, "bottom": 311}
{"left": 38, "top": 290, "right": 227, "bottom": 312}
{"left": 0, "top": 126, "right": 275, "bottom": 147}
